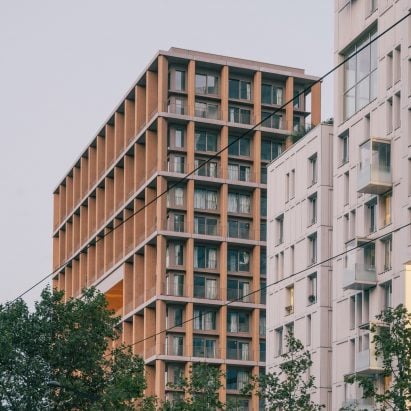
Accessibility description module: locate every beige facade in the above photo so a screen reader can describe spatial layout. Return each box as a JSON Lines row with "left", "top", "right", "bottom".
{"left": 266, "top": 123, "right": 334, "bottom": 409}
{"left": 51, "top": 47, "right": 320, "bottom": 408}
{"left": 267, "top": 1, "right": 411, "bottom": 410}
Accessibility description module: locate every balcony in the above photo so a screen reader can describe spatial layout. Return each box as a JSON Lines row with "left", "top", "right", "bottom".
{"left": 356, "top": 326, "right": 384, "bottom": 374}
{"left": 357, "top": 138, "right": 391, "bottom": 195}
{"left": 227, "top": 346, "right": 251, "bottom": 361}
{"left": 343, "top": 240, "right": 376, "bottom": 290}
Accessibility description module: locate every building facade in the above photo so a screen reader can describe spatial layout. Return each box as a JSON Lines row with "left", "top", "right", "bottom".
{"left": 51, "top": 47, "right": 320, "bottom": 408}
{"left": 267, "top": 1, "right": 411, "bottom": 410}
{"left": 266, "top": 123, "right": 334, "bottom": 409}
{"left": 333, "top": 0, "right": 411, "bottom": 409}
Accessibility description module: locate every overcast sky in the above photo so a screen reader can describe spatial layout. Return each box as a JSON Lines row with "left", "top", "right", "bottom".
{"left": 0, "top": 0, "right": 334, "bottom": 305}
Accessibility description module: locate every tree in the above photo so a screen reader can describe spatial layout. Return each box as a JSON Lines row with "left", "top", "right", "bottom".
{"left": 0, "top": 287, "right": 149, "bottom": 410}
{"left": 243, "top": 333, "right": 324, "bottom": 411}
{"left": 345, "top": 304, "right": 411, "bottom": 411}
{"left": 161, "top": 363, "right": 225, "bottom": 410}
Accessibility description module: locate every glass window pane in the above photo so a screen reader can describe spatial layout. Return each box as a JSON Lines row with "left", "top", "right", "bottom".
{"left": 356, "top": 76, "right": 370, "bottom": 111}
{"left": 344, "top": 88, "right": 355, "bottom": 119}
{"left": 208, "top": 75, "right": 218, "bottom": 94}
{"left": 229, "top": 79, "right": 239, "bottom": 99}
{"left": 241, "top": 81, "right": 251, "bottom": 100}
{"left": 195, "top": 131, "right": 206, "bottom": 151}
{"left": 239, "top": 138, "right": 250, "bottom": 156}
{"left": 356, "top": 40, "right": 371, "bottom": 82}
{"left": 262, "top": 84, "right": 271, "bottom": 104}
{"left": 228, "top": 136, "right": 238, "bottom": 156}
{"left": 344, "top": 52, "right": 356, "bottom": 92}
{"left": 195, "top": 74, "right": 207, "bottom": 94}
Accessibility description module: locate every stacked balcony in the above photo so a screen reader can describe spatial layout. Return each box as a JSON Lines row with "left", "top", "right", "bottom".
{"left": 343, "top": 239, "right": 376, "bottom": 290}
{"left": 357, "top": 138, "right": 391, "bottom": 194}
{"left": 355, "top": 323, "right": 384, "bottom": 374}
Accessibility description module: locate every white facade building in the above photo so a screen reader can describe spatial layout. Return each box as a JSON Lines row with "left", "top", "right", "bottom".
{"left": 266, "top": 123, "right": 334, "bottom": 409}
{"left": 267, "top": 1, "right": 411, "bottom": 409}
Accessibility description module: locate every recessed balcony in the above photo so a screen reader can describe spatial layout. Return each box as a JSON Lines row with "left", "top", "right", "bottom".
{"left": 343, "top": 240, "right": 376, "bottom": 290}
{"left": 357, "top": 138, "right": 391, "bottom": 195}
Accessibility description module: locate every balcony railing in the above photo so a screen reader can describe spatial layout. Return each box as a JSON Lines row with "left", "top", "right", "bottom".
{"left": 357, "top": 138, "right": 392, "bottom": 195}
{"left": 227, "top": 288, "right": 254, "bottom": 303}
{"left": 343, "top": 263, "right": 377, "bottom": 290}
{"left": 193, "top": 285, "right": 219, "bottom": 300}
{"left": 227, "top": 347, "right": 252, "bottom": 361}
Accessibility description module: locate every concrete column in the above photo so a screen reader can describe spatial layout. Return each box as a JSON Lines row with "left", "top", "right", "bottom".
{"left": 221, "top": 66, "right": 229, "bottom": 121}
{"left": 285, "top": 76, "right": 294, "bottom": 148}
{"left": 135, "top": 85, "right": 146, "bottom": 133}
{"left": 311, "top": 82, "right": 321, "bottom": 127}
{"left": 124, "top": 99, "right": 136, "bottom": 145}
{"left": 187, "top": 60, "right": 195, "bottom": 117}
{"left": 157, "top": 55, "right": 168, "bottom": 112}
{"left": 253, "top": 71, "right": 262, "bottom": 124}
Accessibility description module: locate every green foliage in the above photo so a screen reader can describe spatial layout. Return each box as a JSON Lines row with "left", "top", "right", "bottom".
{"left": 345, "top": 304, "right": 411, "bottom": 411}
{"left": 243, "top": 333, "right": 324, "bottom": 411}
{"left": 0, "top": 287, "right": 148, "bottom": 410}
{"left": 161, "top": 363, "right": 225, "bottom": 411}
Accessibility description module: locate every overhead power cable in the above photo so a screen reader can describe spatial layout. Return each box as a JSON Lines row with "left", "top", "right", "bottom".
{"left": 10, "top": 11, "right": 411, "bottom": 307}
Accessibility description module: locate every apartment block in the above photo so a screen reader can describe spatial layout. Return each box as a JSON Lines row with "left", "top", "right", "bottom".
{"left": 266, "top": 123, "right": 334, "bottom": 408}
{"left": 333, "top": 0, "right": 411, "bottom": 409}
{"left": 51, "top": 47, "right": 321, "bottom": 408}
{"left": 267, "top": 1, "right": 411, "bottom": 410}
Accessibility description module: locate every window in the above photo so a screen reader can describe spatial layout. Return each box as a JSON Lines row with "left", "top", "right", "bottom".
{"left": 194, "top": 215, "right": 218, "bottom": 236}
{"left": 165, "top": 364, "right": 184, "bottom": 385}
{"left": 229, "top": 106, "right": 251, "bottom": 124}
{"left": 382, "top": 236, "right": 392, "bottom": 271}
{"left": 366, "top": 198, "right": 377, "bottom": 233}
{"left": 308, "top": 273, "right": 317, "bottom": 304}
{"left": 394, "top": 45, "right": 401, "bottom": 83}
{"left": 260, "top": 195, "right": 267, "bottom": 217}
{"left": 260, "top": 312, "right": 266, "bottom": 336}
{"left": 308, "top": 193, "right": 317, "bottom": 225}
{"left": 387, "top": 97, "right": 393, "bottom": 133}
{"left": 344, "top": 172, "right": 349, "bottom": 205}
{"left": 195, "top": 101, "right": 219, "bottom": 119}
{"left": 260, "top": 221, "right": 267, "bottom": 241}
{"left": 382, "top": 281, "right": 392, "bottom": 309}
{"left": 168, "top": 97, "right": 186, "bottom": 115}
{"left": 394, "top": 92, "right": 401, "bottom": 129}
{"left": 228, "top": 192, "right": 251, "bottom": 214}
{"left": 194, "top": 158, "right": 218, "bottom": 177}
{"left": 290, "top": 169, "right": 295, "bottom": 198}
{"left": 226, "top": 368, "right": 250, "bottom": 392}
{"left": 286, "top": 285, "right": 294, "bottom": 315}
{"left": 340, "top": 131, "right": 349, "bottom": 164}
{"left": 308, "top": 233, "right": 317, "bottom": 265}
{"left": 194, "top": 275, "right": 218, "bottom": 299}
{"left": 261, "top": 139, "right": 282, "bottom": 161}
{"left": 381, "top": 191, "right": 392, "bottom": 226}
{"left": 260, "top": 280, "right": 267, "bottom": 304}
{"left": 168, "top": 155, "right": 185, "bottom": 173}
{"left": 167, "top": 186, "right": 185, "bottom": 208}
{"left": 261, "top": 83, "right": 284, "bottom": 105}
{"left": 195, "top": 130, "right": 218, "bottom": 152}
{"left": 193, "top": 307, "right": 216, "bottom": 330}
{"left": 194, "top": 245, "right": 217, "bottom": 269}
{"left": 165, "top": 272, "right": 184, "bottom": 296}
{"left": 193, "top": 337, "right": 216, "bottom": 358}
{"left": 309, "top": 155, "right": 317, "bottom": 186}
{"left": 227, "top": 311, "right": 250, "bottom": 333}
{"left": 275, "top": 327, "right": 283, "bottom": 356}
{"left": 228, "top": 249, "right": 250, "bottom": 272}
{"left": 228, "top": 219, "right": 251, "bottom": 239}
{"left": 276, "top": 215, "right": 284, "bottom": 245}
{"left": 228, "top": 135, "right": 250, "bottom": 157}
{"left": 228, "top": 278, "right": 251, "bottom": 302}
{"left": 228, "top": 163, "right": 251, "bottom": 182}
{"left": 194, "top": 188, "right": 218, "bottom": 210}
{"left": 168, "top": 126, "right": 185, "bottom": 149}
{"left": 168, "top": 213, "right": 185, "bottom": 232}
{"left": 261, "top": 111, "right": 283, "bottom": 129}
{"left": 195, "top": 73, "right": 219, "bottom": 95}
{"left": 229, "top": 79, "right": 251, "bottom": 100}
{"left": 363, "top": 243, "right": 376, "bottom": 270}
{"left": 260, "top": 166, "right": 267, "bottom": 184}
{"left": 166, "top": 305, "right": 183, "bottom": 328}
{"left": 260, "top": 250, "right": 267, "bottom": 275}
{"left": 343, "top": 29, "right": 377, "bottom": 119}
{"left": 166, "top": 242, "right": 184, "bottom": 267}
{"left": 166, "top": 335, "right": 184, "bottom": 356}
{"left": 227, "top": 340, "right": 250, "bottom": 360}
{"left": 293, "top": 88, "right": 303, "bottom": 109}
{"left": 307, "top": 315, "right": 312, "bottom": 346}
{"left": 290, "top": 246, "right": 295, "bottom": 276}
{"left": 370, "top": 0, "right": 377, "bottom": 13}
{"left": 169, "top": 69, "right": 186, "bottom": 91}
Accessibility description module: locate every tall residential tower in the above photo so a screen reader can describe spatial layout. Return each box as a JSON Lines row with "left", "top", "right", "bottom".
{"left": 52, "top": 48, "right": 320, "bottom": 408}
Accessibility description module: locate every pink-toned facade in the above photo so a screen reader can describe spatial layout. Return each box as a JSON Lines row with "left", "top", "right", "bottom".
{"left": 267, "top": 0, "right": 411, "bottom": 410}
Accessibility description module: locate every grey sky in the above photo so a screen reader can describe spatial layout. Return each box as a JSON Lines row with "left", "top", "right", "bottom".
{"left": 0, "top": 0, "right": 334, "bottom": 304}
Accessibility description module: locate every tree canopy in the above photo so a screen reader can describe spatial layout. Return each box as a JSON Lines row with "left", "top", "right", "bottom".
{"left": 0, "top": 287, "right": 148, "bottom": 410}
